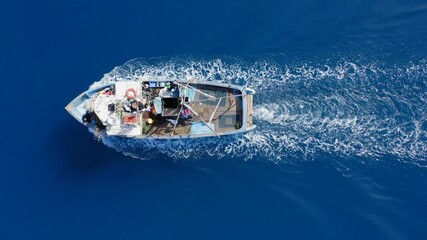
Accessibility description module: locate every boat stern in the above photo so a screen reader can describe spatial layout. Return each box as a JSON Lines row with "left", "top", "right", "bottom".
{"left": 244, "top": 88, "right": 256, "bottom": 131}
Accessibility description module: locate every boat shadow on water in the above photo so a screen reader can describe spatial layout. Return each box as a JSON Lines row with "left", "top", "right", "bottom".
{"left": 50, "top": 118, "right": 120, "bottom": 173}
{"left": 50, "top": 118, "right": 184, "bottom": 174}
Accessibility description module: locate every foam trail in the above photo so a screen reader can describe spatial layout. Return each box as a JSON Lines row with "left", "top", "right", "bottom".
{"left": 90, "top": 56, "right": 427, "bottom": 165}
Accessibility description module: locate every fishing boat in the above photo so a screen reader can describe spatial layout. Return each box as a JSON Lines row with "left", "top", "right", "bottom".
{"left": 66, "top": 80, "right": 256, "bottom": 138}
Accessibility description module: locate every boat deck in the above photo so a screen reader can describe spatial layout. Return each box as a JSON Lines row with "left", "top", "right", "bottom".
{"left": 146, "top": 84, "right": 244, "bottom": 137}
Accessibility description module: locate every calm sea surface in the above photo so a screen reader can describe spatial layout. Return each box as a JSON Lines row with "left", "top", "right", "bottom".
{"left": 2, "top": 0, "right": 427, "bottom": 239}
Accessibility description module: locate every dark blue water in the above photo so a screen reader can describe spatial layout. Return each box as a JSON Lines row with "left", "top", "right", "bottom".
{"left": 2, "top": 0, "right": 427, "bottom": 239}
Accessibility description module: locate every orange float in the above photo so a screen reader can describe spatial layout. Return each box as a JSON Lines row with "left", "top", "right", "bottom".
{"left": 126, "top": 88, "right": 136, "bottom": 99}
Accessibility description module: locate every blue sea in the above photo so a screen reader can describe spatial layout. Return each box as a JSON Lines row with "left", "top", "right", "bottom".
{"left": 2, "top": 0, "right": 427, "bottom": 239}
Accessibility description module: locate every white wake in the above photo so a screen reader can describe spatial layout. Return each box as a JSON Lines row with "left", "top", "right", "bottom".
{"left": 88, "top": 56, "right": 427, "bottom": 165}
